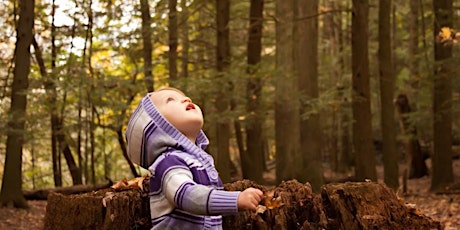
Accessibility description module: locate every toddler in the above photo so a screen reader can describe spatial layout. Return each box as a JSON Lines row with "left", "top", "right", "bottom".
{"left": 125, "top": 87, "right": 263, "bottom": 229}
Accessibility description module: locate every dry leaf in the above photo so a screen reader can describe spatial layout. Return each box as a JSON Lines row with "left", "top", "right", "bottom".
{"left": 256, "top": 205, "right": 267, "bottom": 214}
{"left": 111, "top": 178, "right": 128, "bottom": 190}
{"left": 111, "top": 177, "right": 145, "bottom": 191}
{"left": 405, "top": 203, "right": 417, "bottom": 209}
{"left": 437, "top": 27, "right": 458, "bottom": 44}
{"left": 410, "top": 208, "right": 423, "bottom": 216}
{"left": 102, "top": 192, "right": 115, "bottom": 207}
{"left": 261, "top": 190, "right": 284, "bottom": 210}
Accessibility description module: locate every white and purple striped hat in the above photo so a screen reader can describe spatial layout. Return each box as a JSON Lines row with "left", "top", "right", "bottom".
{"left": 125, "top": 93, "right": 210, "bottom": 169}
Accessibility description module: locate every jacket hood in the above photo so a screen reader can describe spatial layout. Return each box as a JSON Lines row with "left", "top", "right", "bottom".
{"left": 125, "top": 93, "right": 209, "bottom": 169}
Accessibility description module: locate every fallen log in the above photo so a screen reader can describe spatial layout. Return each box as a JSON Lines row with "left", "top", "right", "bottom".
{"left": 23, "top": 182, "right": 112, "bottom": 200}
{"left": 43, "top": 179, "right": 441, "bottom": 230}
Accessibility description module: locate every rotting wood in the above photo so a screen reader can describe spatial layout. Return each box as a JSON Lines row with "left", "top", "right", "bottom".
{"left": 43, "top": 178, "right": 441, "bottom": 230}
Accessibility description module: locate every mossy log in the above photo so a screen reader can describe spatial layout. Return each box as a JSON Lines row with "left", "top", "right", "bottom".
{"left": 43, "top": 179, "right": 441, "bottom": 230}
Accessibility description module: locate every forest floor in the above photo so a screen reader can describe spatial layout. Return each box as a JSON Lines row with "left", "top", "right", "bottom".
{"left": 0, "top": 159, "right": 459, "bottom": 230}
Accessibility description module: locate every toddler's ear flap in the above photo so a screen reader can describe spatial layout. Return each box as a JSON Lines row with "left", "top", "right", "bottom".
{"left": 126, "top": 103, "right": 151, "bottom": 169}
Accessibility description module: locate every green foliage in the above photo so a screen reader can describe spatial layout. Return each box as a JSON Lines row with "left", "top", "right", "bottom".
{"left": 1, "top": 0, "right": 458, "bottom": 190}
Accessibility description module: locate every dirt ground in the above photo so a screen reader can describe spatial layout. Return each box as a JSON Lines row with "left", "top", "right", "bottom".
{"left": 0, "top": 159, "right": 459, "bottom": 230}
{"left": 398, "top": 159, "right": 460, "bottom": 230}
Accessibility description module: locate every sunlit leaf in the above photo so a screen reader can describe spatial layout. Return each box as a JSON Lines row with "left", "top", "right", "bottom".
{"left": 260, "top": 190, "right": 284, "bottom": 210}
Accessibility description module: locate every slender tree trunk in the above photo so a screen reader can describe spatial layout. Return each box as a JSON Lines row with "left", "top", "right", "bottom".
{"left": 297, "top": 0, "right": 323, "bottom": 192}
{"left": 140, "top": 0, "right": 154, "bottom": 92}
{"left": 180, "top": 0, "right": 189, "bottom": 82}
{"left": 117, "top": 128, "right": 140, "bottom": 177}
{"left": 50, "top": 0, "right": 62, "bottom": 187}
{"left": 215, "top": 0, "right": 231, "bottom": 183}
{"left": 242, "top": 0, "right": 264, "bottom": 184}
{"left": 332, "top": 1, "right": 351, "bottom": 173}
{"left": 168, "top": 0, "right": 178, "bottom": 83}
{"left": 0, "top": 0, "right": 34, "bottom": 208}
{"left": 33, "top": 36, "right": 83, "bottom": 186}
{"left": 90, "top": 107, "right": 96, "bottom": 184}
{"left": 275, "top": 0, "right": 300, "bottom": 183}
{"left": 378, "top": 0, "right": 398, "bottom": 189}
{"left": 62, "top": 142, "right": 82, "bottom": 185}
{"left": 409, "top": 0, "right": 419, "bottom": 90}
{"left": 431, "top": 0, "right": 453, "bottom": 192}
{"left": 79, "top": 2, "right": 90, "bottom": 184}
{"left": 351, "top": 0, "right": 377, "bottom": 181}
{"left": 33, "top": 31, "right": 59, "bottom": 187}
{"left": 87, "top": 0, "right": 95, "bottom": 185}
{"left": 325, "top": 0, "right": 338, "bottom": 173}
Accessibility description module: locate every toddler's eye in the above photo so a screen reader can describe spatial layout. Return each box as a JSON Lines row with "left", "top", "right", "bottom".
{"left": 166, "top": 97, "right": 175, "bottom": 103}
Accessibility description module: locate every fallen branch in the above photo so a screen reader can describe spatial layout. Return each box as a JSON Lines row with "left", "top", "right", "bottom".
{"left": 23, "top": 182, "right": 112, "bottom": 200}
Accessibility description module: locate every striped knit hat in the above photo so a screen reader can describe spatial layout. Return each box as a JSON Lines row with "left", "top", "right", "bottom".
{"left": 125, "top": 93, "right": 210, "bottom": 169}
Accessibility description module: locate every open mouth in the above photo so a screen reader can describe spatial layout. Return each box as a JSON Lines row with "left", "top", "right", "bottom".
{"left": 186, "top": 103, "right": 195, "bottom": 111}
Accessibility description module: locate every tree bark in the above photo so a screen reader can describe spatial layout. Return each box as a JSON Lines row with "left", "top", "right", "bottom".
{"left": 180, "top": 0, "right": 189, "bottom": 81}
{"left": 431, "top": 0, "right": 454, "bottom": 192}
{"left": 140, "top": 0, "right": 154, "bottom": 92}
{"left": 168, "top": 0, "right": 178, "bottom": 83}
{"left": 408, "top": 0, "right": 419, "bottom": 90}
{"left": 351, "top": 0, "right": 377, "bottom": 181}
{"left": 297, "top": 0, "right": 324, "bottom": 192}
{"left": 0, "top": 0, "right": 34, "bottom": 209}
{"left": 378, "top": 0, "right": 398, "bottom": 190}
{"left": 242, "top": 0, "right": 265, "bottom": 184}
{"left": 116, "top": 128, "right": 140, "bottom": 177}
{"left": 50, "top": 0, "right": 62, "bottom": 187}
{"left": 275, "top": 0, "right": 301, "bottom": 184}
{"left": 215, "top": 0, "right": 232, "bottom": 183}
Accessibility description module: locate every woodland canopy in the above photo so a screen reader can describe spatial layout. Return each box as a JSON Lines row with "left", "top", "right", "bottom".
{"left": 0, "top": 0, "right": 459, "bottom": 211}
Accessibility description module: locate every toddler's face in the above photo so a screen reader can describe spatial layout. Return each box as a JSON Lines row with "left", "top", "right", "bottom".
{"left": 150, "top": 89, "right": 204, "bottom": 139}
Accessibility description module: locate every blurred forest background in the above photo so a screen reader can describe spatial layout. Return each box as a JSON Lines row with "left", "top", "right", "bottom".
{"left": 0, "top": 0, "right": 459, "bottom": 209}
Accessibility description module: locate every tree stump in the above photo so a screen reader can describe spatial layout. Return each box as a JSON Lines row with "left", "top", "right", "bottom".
{"left": 322, "top": 182, "right": 440, "bottom": 230}
{"left": 43, "top": 179, "right": 441, "bottom": 230}
{"left": 44, "top": 188, "right": 151, "bottom": 230}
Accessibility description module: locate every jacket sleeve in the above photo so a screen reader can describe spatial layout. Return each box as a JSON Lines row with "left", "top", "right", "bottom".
{"left": 153, "top": 154, "right": 241, "bottom": 215}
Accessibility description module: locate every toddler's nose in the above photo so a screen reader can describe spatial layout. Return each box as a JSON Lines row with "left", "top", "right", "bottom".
{"left": 182, "top": 97, "right": 192, "bottom": 103}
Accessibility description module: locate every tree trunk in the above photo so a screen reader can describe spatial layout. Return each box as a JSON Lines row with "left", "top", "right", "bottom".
{"left": 378, "top": 0, "right": 398, "bottom": 190}
{"left": 50, "top": 0, "right": 62, "bottom": 187}
{"left": 0, "top": 0, "right": 34, "bottom": 209}
{"left": 351, "top": 0, "right": 377, "bottom": 181}
{"left": 116, "top": 128, "right": 140, "bottom": 177}
{"left": 168, "top": 0, "right": 178, "bottom": 83}
{"left": 43, "top": 179, "right": 441, "bottom": 230}
{"left": 275, "top": 0, "right": 300, "bottom": 184}
{"left": 296, "top": 0, "right": 324, "bottom": 192}
{"left": 431, "top": 0, "right": 454, "bottom": 192}
{"left": 338, "top": 92, "right": 352, "bottom": 173}
{"left": 140, "top": 0, "right": 154, "bottom": 92}
{"left": 332, "top": 1, "right": 351, "bottom": 174}
{"left": 408, "top": 0, "right": 419, "bottom": 91}
{"left": 33, "top": 35, "right": 83, "bottom": 186}
{"left": 214, "top": 0, "right": 232, "bottom": 183}
{"left": 62, "top": 140, "right": 83, "bottom": 185}
{"left": 180, "top": 0, "right": 189, "bottom": 81}
{"left": 395, "top": 94, "right": 428, "bottom": 180}
{"left": 242, "top": 0, "right": 265, "bottom": 184}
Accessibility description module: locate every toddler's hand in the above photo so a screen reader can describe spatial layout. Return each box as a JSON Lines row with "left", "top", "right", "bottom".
{"left": 237, "top": 188, "right": 263, "bottom": 212}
